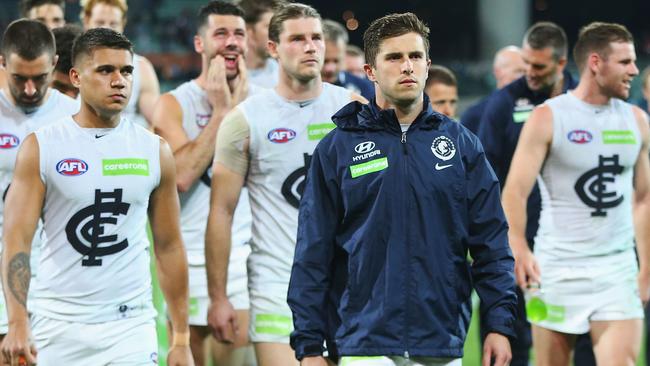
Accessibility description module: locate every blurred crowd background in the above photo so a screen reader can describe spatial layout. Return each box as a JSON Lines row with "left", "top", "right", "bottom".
{"left": 1, "top": 0, "right": 649, "bottom": 114}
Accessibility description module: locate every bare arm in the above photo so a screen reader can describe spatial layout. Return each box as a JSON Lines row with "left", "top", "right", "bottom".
{"left": 501, "top": 104, "right": 553, "bottom": 288}
{"left": 205, "top": 162, "right": 245, "bottom": 303}
{"left": 148, "top": 139, "right": 191, "bottom": 362}
{"left": 1, "top": 134, "right": 42, "bottom": 364}
{"left": 631, "top": 106, "right": 650, "bottom": 304}
{"left": 152, "top": 57, "right": 247, "bottom": 192}
{"left": 152, "top": 93, "right": 205, "bottom": 192}
{"left": 205, "top": 163, "right": 245, "bottom": 342}
{"left": 136, "top": 56, "right": 161, "bottom": 127}
{"left": 205, "top": 107, "right": 250, "bottom": 343}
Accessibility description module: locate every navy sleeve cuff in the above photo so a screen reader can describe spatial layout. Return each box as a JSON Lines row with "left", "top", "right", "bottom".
{"left": 294, "top": 342, "right": 326, "bottom": 360}
{"left": 484, "top": 317, "right": 517, "bottom": 339}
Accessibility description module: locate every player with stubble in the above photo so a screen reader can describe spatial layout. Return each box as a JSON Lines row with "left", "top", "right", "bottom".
{"left": 1, "top": 28, "right": 193, "bottom": 366}
{"left": 205, "top": 3, "right": 364, "bottom": 366}
{"left": 503, "top": 22, "right": 650, "bottom": 366}
{"left": 289, "top": 12, "right": 516, "bottom": 366}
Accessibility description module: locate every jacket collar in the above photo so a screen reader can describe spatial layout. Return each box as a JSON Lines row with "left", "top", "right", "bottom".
{"left": 333, "top": 93, "right": 444, "bottom": 132}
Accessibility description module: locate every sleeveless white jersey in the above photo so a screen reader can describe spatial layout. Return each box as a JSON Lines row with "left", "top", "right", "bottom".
{"left": 122, "top": 54, "right": 147, "bottom": 128}
{"left": 32, "top": 117, "right": 160, "bottom": 323}
{"left": 248, "top": 58, "right": 279, "bottom": 89}
{"left": 169, "top": 80, "right": 259, "bottom": 266}
{"left": 536, "top": 92, "right": 640, "bottom": 262}
{"left": 0, "top": 89, "right": 78, "bottom": 328}
{"left": 0, "top": 89, "right": 79, "bottom": 236}
{"left": 240, "top": 83, "right": 351, "bottom": 285}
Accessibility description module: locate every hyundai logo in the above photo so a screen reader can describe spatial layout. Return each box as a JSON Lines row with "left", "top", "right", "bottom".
{"left": 355, "top": 141, "right": 375, "bottom": 154}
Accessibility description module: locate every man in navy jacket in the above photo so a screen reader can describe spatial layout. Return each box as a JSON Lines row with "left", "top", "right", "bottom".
{"left": 288, "top": 12, "right": 517, "bottom": 366}
{"left": 460, "top": 45, "right": 525, "bottom": 135}
{"left": 476, "top": 22, "right": 600, "bottom": 366}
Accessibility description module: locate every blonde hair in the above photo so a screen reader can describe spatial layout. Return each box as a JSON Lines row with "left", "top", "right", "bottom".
{"left": 80, "top": 0, "right": 128, "bottom": 22}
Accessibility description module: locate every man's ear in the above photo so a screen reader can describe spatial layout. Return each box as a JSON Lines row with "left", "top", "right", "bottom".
{"left": 70, "top": 67, "right": 81, "bottom": 88}
{"left": 267, "top": 40, "right": 279, "bottom": 60}
{"left": 194, "top": 34, "right": 204, "bottom": 54}
{"left": 364, "top": 63, "right": 377, "bottom": 83}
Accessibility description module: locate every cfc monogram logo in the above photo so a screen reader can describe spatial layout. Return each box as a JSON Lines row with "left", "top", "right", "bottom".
{"left": 574, "top": 155, "right": 624, "bottom": 217}
{"left": 281, "top": 153, "right": 312, "bottom": 208}
{"left": 65, "top": 189, "right": 131, "bottom": 266}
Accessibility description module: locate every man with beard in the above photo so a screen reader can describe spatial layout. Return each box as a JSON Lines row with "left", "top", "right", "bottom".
{"left": 289, "top": 12, "right": 515, "bottom": 366}
{"left": 205, "top": 3, "right": 364, "bottom": 365}
{"left": 0, "top": 18, "right": 79, "bottom": 349}
{"left": 152, "top": 2, "right": 256, "bottom": 365}
{"left": 0, "top": 0, "right": 68, "bottom": 91}
{"left": 502, "top": 22, "right": 648, "bottom": 366}
{"left": 1, "top": 27, "right": 191, "bottom": 366}
{"left": 461, "top": 46, "right": 525, "bottom": 134}
{"left": 476, "top": 22, "right": 592, "bottom": 365}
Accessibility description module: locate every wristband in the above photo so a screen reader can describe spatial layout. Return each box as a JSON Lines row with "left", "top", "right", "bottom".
{"left": 171, "top": 331, "right": 190, "bottom": 347}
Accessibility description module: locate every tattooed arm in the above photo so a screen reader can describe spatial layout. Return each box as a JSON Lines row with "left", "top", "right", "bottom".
{"left": 2, "top": 134, "right": 44, "bottom": 364}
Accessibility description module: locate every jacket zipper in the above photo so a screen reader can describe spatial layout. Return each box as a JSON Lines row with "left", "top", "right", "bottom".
{"left": 401, "top": 130, "right": 410, "bottom": 359}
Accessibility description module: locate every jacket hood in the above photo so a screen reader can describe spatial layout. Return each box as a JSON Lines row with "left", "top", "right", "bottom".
{"left": 332, "top": 93, "right": 445, "bottom": 132}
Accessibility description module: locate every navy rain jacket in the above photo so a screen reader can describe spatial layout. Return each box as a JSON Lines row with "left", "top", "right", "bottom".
{"left": 477, "top": 71, "right": 576, "bottom": 244}
{"left": 288, "top": 96, "right": 517, "bottom": 360}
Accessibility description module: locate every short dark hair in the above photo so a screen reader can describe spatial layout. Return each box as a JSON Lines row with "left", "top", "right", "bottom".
{"left": 197, "top": 1, "right": 245, "bottom": 34}
{"left": 238, "top": 0, "right": 286, "bottom": 25}
{"left": 363, "top": 13, "right": 430, "bottom": 67}
{"left": 19, "top": 0, "right": 65, "bottom": 17}
{"left": 268, "top": 3, "right": 321, "bottom": 43}
{"left": 573, "top": 22, "right": 634, "bottom": 72}
{"left": 72, "top": 27, "right": 133, "bottom": 66}
{"left": 53, "top": 24, "right": 83, "bottom": 74}
{"left": 322, "top": 19, "right": 348, "bottom": 44}
{"left": 1, "top": 19, "right": 55, "bottom": 60}
{"left": 426, "top": 65, "right": 457, "bottom": 88}
{"left": 523, "top": 21, "right": 568, "bottom": 61}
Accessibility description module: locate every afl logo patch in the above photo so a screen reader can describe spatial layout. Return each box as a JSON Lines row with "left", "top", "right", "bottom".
{"left": 0, "top": 134, "right": 19, "bottom": 149}
{"left": 354, "top": 141, "right": 375, "bottom": 154}
{"left": 567, "top": 130, "right": 593, "bottom": 144}
{"left": 431, "top": 136, "right": 456, "bottom": 161}
{"left": 195, "top": 113, "right": 210, "bottom": 128}
{"left": 56, "top": 158, "right": 88, "bottom": 176}
{"left": 267, "top": 128, "right": 296, "bottom": 143}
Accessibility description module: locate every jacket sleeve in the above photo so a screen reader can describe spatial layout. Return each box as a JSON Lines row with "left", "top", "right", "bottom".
{"left": 460, "top": 97, "right": 486, "bottom": 136}
{"left": 463, "top": 133, "right": 518, "bottom": 338}
{"left": 288, "top": 138, "right": 341, "bottom": 360}
{"left": 477, "top": 93, "right": 509, "bottom": 187}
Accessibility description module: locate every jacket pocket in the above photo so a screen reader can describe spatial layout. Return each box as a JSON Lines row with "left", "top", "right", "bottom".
{"left": 448, "top": 260, "right": 473, "bottom": 338}
{"left": 344, "top": 260, "right": 360, "bottom": 311}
